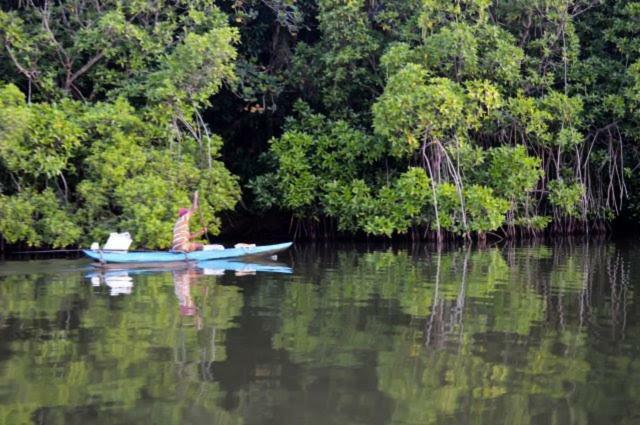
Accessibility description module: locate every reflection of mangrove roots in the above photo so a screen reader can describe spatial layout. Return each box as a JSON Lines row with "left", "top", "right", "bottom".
{"left": 532, "top": 241, "right": 630, "bottom": 341}
{"left": 422, "top": 241, "right": 632, "bottom": 350}
{"left": 424, "top": 250, "right": 469, "bottom": 349}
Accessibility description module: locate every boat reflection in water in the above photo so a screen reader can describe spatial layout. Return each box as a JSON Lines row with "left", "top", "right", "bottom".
{"left": 89, "top": 270, "right": 134, "bottom": 296}
{"left": 87, "top": 258, "right": 293, "bottom": 297}
{"left": 198, "top": 259, "right": 293, "bottom": 276}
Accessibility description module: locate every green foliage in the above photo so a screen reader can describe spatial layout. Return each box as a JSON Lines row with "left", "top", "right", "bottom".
{"left": 0, "top": 92, "right": 242, "bottom": 249}
{"left": 435, "top": 183, "right": 509, "bottom": 234}
{"left": 514, "top": 215, "right": 553, "bottom": 231}
{"left": 0, "top": 0, "right": 239, "bottom": 107}
{"left": 254, "top": 0, "right": 634, "bottom": 236}
{"left": 486, "top": 146, "right": 543, "bottom": 202}
{"left": 323, "top": 179, "right": 376, "bottom": 232}
{"left": 0, "top": 1, "right": 241, "bottom": 249}
{"left": 75, "top": 100, "right": 240, "bottom": 248}
{"left": 324, "top": 168, "right": 432, "bottom": 236}
{"left": 464, "top": 185, "right": 511, "bottom": 233}
{"left": 548, "top": 180, "right": 585, "bottom": 218}
{"left": 422, "top": 23, "right": 479, "bottom": 79}
{"left": 2, "top": 0, "right": 640, "bottom": 244}
{"left": 506, "top": 93, "right": 554, "bottom": 144}
{"left": 252, "top": 102, "right": 384, "bottom": 220}
{"left": 269, "top": 130, "right": 318, "bottom": 211}
{"left": 0, "top": 85, "right": 83, "bottom": 180}
{"left": 147, "top": 26, "right": 239, "bottom": 110}
{"left": 372, "top": 65, "right": 466, "bottom": 157}
{"left": 380, "top": 43, "right": 421, "bottom": 78}
{"left": 0, "top": 191, "right": 40, "bottom": 246}
{"left": 0, "top": 189, "right": 81, "bottom": 247}
{"left": 289, "top": 0, "right": 382, "bottom": 112}
{"left": 477, "top": 25, "right": 524, "bottom": 86}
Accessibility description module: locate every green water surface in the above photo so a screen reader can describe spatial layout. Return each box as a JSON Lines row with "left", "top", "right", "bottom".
{"left": 1, "top": 241, "right": 639, "bottom": 424}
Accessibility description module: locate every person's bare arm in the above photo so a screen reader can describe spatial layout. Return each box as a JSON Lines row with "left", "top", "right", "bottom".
{"left": 190, "top": 227, "right": 208, "bottom": 240}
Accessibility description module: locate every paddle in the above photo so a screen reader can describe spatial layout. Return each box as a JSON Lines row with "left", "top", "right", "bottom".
{"left": 193, "top": 190, "right": 211, "bottom": 244}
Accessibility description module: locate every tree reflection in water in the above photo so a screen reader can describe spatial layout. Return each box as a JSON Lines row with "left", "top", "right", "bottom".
{"left": 0, "top": 242, "right": 639, "bottom": 424}
{"left": 269, "top": 241, "right": 638, "bottom": 424}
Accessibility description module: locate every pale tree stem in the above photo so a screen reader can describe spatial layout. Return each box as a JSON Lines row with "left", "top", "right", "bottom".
{"left": 421, "top": 139, "right": 441, "bottom": 243}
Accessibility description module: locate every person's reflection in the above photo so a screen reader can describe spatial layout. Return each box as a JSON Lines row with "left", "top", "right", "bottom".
{"left": 173, "top": 268, "right": 204, "bottom": 330}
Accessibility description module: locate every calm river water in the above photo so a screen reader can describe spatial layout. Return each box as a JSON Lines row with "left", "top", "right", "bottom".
{"left": 1, "top": 240, "right": 639, "bottom": 424}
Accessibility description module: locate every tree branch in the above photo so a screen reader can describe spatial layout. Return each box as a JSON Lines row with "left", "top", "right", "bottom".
{"left": 65, "top": 50, "right": 105, "bottom": 90}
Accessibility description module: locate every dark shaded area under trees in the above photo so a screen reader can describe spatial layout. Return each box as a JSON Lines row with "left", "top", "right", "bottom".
{"left": 1, "top": 0, "right": 640, "bottom": 250}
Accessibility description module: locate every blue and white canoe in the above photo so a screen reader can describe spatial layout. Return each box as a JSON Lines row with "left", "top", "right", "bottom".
{"left": 83, "top": 242, "right": 293, "bottom": 265}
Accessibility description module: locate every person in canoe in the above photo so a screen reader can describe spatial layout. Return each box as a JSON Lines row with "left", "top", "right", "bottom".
{"left": 172, "top": 191, "right": 208, "bottom": 252}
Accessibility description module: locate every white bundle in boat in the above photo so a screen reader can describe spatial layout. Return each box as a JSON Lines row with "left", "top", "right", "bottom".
{"left": 203, "top": 244, "right": 225, "bottom": 251}
{"left": 101, "top": 232, "right": 132, "bottom": 251}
